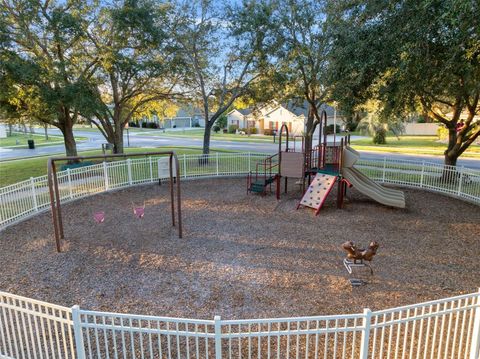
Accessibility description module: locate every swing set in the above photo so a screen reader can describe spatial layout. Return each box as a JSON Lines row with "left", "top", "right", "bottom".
{"left": 47, "top": 151, "right": 182, "bottom": 253}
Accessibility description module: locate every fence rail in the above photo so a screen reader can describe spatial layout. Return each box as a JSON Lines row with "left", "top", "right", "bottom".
{"left": 1, "top": 290, "right": 479, "bottom": 358}
{"left": 1, "top": 153, "right": 479, "bottom": 231}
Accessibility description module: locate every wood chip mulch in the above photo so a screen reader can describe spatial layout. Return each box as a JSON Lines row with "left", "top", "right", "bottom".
{"left": 1, "top": 178, "right": 479, "bottom": 320}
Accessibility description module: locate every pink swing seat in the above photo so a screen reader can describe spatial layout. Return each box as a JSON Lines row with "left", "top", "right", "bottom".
{"left": 93, "top": 211, "right": 105, "bottom": 223}
{"left": 133, "top": 206, "right": 145, "bottom": 218}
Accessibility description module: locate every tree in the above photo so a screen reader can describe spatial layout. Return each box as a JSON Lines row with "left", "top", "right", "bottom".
{"left": 328, "top": 0, "right": 480, "bottom": 166}
{"left": 85, "top": 0, "right": 182, "bottom": 153}
{"left": 0, "top": 0, "right": 97, "bottom": 157}
{"left": 270, "top": 0, "right": 330, "bottom": 153}
{"left": 171, "top": 0, "right": 273, "bottom": 154}
{"left": 356, "top": 101, "right": 405, "bottom": 144}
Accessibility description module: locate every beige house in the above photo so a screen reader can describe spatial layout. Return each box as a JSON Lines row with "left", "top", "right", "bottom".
{"left": 227, "top": 101, "right": 345, "bottom": 136}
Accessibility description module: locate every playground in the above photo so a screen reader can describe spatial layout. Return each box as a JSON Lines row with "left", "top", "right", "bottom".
{"left": 0, "top": 177, "right": 479, "bottom": 319}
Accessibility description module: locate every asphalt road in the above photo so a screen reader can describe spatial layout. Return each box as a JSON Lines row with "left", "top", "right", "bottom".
{"left": 1, "top": 128, "right": 479, "bottom": 170}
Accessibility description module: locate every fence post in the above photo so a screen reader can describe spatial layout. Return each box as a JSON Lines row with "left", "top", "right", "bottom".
{"left": 214, "top": 315, "right": 222, "bottom": 359}
{"left": 382, "top": 158, "right": 386, "bottom": 183}
{"left": 216, "top": 153, "right": 219, "bottom": 176}
{"left": 103, "top": 162, "right": 109, "bottom": 191}
{"left": 359, "top": 308, "right": 372, "bottom": 359}
{"left": 30, "top": 177, "right": 38, "bottom": 211}
{"left": 248, "top": 152, "right": 251, "bottom": 172}
{"left": 67, "top": 168, "right": 73, "bottom": 199}
{"left": 420, "top": 161, "right": 425, "bottom": 188}
{"left": 183, "top": 154, "right": 187, "bottom": 178}
{"left": 470, "top": 288, "right": 480, "bottom": 359}
{"left": 149, "top": 157, "right": 153, "bottom": 182}
{"left": 127, "top": 159, "right": 132, "bottom": 185}
{"left": 72, "top": 305, "right": 86, "bottom": 359}
{"left": 457, "top": 166, "right": 464, "bottom": 196}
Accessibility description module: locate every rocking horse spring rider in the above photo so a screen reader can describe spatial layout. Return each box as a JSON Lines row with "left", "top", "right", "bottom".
{"left": 342, "top": 241, "right": 379, "bottom": 286}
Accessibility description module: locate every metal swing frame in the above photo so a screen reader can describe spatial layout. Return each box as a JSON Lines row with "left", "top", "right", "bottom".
{"left": 47, "top": 151, "right": 182, "bottom": 253}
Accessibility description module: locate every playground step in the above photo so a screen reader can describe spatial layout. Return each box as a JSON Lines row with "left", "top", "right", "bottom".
{"left": 249, "top": 177, "right": 276, "bottom": 193}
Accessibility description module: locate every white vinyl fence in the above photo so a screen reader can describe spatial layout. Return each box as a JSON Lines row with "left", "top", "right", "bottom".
{"left": 0, "top": 153, "right": 479, "bottom": 231}
{"left": 1, "top": 290, "right": 479, "bottom": 358}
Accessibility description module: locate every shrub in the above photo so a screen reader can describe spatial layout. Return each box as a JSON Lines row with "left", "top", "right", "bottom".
{"left": 248, "top": 127, "right": 258, "bottom": 134}
{"left": 228, "top": 124, "right": 238, "bottom": 133}
{"left": 263, "top": 129, "right": 274, "bottom": 136}
{"left": 145, "top": 122, "right": 158, "bottom": 129}
{"left": 437, "top": 126, "right": 449, "bottom": 140}
{"left": 325, "top": 124, "right": 341, "bottom": 135}
{"left": 216, "top": 114, "right": 227, "bottom": 129}
{"left": 373, "top": 128, "right": 387, "bottom": 144}
{"left": 128, "top": 121, "right": 138, "bottom": 128}
{"left": 193, "top": 122, "right": 201, "bottom": 128}
{"left": 213, "top": 125, "right": 220, "bottom": 133}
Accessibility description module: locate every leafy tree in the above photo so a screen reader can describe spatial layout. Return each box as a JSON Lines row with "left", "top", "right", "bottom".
{"left": 171, "top": 0, "right": 273, "bottom": 154}
{"left": 270, "top": 0, "right": 330, "bottom": 153}
{"left": 215, "top": 113, "right": 227, "bottom": 129}
{"left": 328, "top": 0, "right": 480, "bottom": 166}
{"left": 0, "top": 0, "right": 97, "bottom": 157}
{"left": 86, "top": 1, "right": 182, "bottom": 153}
{"left": 356, "top": 102, "right": 405, "bottom": 144}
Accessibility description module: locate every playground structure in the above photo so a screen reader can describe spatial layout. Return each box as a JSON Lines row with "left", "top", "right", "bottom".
{"left": 47, "top": 151, "right": 182, "bottom": 253}
{"left": 247, "top": 110, "right": 406, "bottom": 212}
{"left": 247, "top": 110, "right": 342, "bottom": 199}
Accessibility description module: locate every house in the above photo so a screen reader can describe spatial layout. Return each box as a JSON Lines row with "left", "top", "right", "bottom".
{"left": 227, "top": 101, "right": 346, "bottom": 136}
{"left": 0, "top": 124, "right": 7, "bottom": 138}
{"left": 162, "top": 106, "right": 206, "bottom": 128}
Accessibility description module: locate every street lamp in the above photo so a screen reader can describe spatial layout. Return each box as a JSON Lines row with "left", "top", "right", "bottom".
{"left": 125, "top": 123, "right": 130, "bottom": 147}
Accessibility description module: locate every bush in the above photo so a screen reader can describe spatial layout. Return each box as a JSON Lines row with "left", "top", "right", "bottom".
{"left": 263, "top": 129, "right": 275, "bottom": 136}
{"left": 213, "top": 125, "right": 220, "bottom": 133}
{"left": 216, "top": 114, "right": 227, "bottom": 129}
{"left": 325, "top": 124, "right": 341, "bottom": 135}
{"left": 228, "top": 124, "right": 238, "bottom": 133}
{"left": 146, "top": 122, "right": 158, "bottom": 129}
{"left": 193, "top": 122, "right": 200, "bottom": 128}
{"left": 248, "top": 127, "right": 257, "bottom": 134}
{"left": 373, "top": 128, "right": 387, "bottom": 144}
{"left": 437, "top": 126, "right": 449, "bottom": 140}
{"left": 128, "top": 121, "right": 138, "bottom": 128}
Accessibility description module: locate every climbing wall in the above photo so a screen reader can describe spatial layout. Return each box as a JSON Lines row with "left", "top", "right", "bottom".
{"left": 298, "top": 173, "right": 337, "bottom": 214}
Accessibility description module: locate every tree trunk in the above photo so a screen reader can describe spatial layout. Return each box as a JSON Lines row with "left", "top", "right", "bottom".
{"left": 444, "top": 152, "right": 458, "bottom": 167}
{"left": 202, "top": 120, "right": 213, "bottom": 155}
{"left": 444, "top": 127, "right": 459, "bottom": 167}
{"left": 44, "top": 124, "right": 49, "bottom": 140}
{"left": 60, "top": 126, "right": 78, "bottom": 158}
{"left": 112, "top": 126, "right": 124, "bottom": 154}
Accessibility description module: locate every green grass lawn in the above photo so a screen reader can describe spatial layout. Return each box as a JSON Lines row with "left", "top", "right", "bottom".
{"left": 72, "top": 125, "right": 145, "bottom": 133}
{"left": 0, "top": 132, "right": 87, "bottom": 148}
{"left": 0, "top": 146, "right": 235, "bottom": 187}
{"left": 139, "top": 128, "right": 278, "bottom": 143}
{"left": 350, "top": 135, "right": 480, "bottom": 158}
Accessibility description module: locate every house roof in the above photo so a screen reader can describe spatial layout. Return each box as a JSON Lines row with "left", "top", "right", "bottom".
{"left": 284, "top": 100, "right": 340, "bottom": 118}
{"left": 237, "top": 108, "right": 252, "bottom": 116}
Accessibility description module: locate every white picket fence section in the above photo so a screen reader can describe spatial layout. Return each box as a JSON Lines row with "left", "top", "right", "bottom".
{"left": 1, "top": 290, "right": 479, "bottom": 358}
{"left": 0, "top": 152, "right": 479, "bottom": 231}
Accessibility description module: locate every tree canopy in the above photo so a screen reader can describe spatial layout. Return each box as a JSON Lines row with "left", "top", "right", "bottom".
{"left": 327, "top": 0, "right": 480, "bottom": 165}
